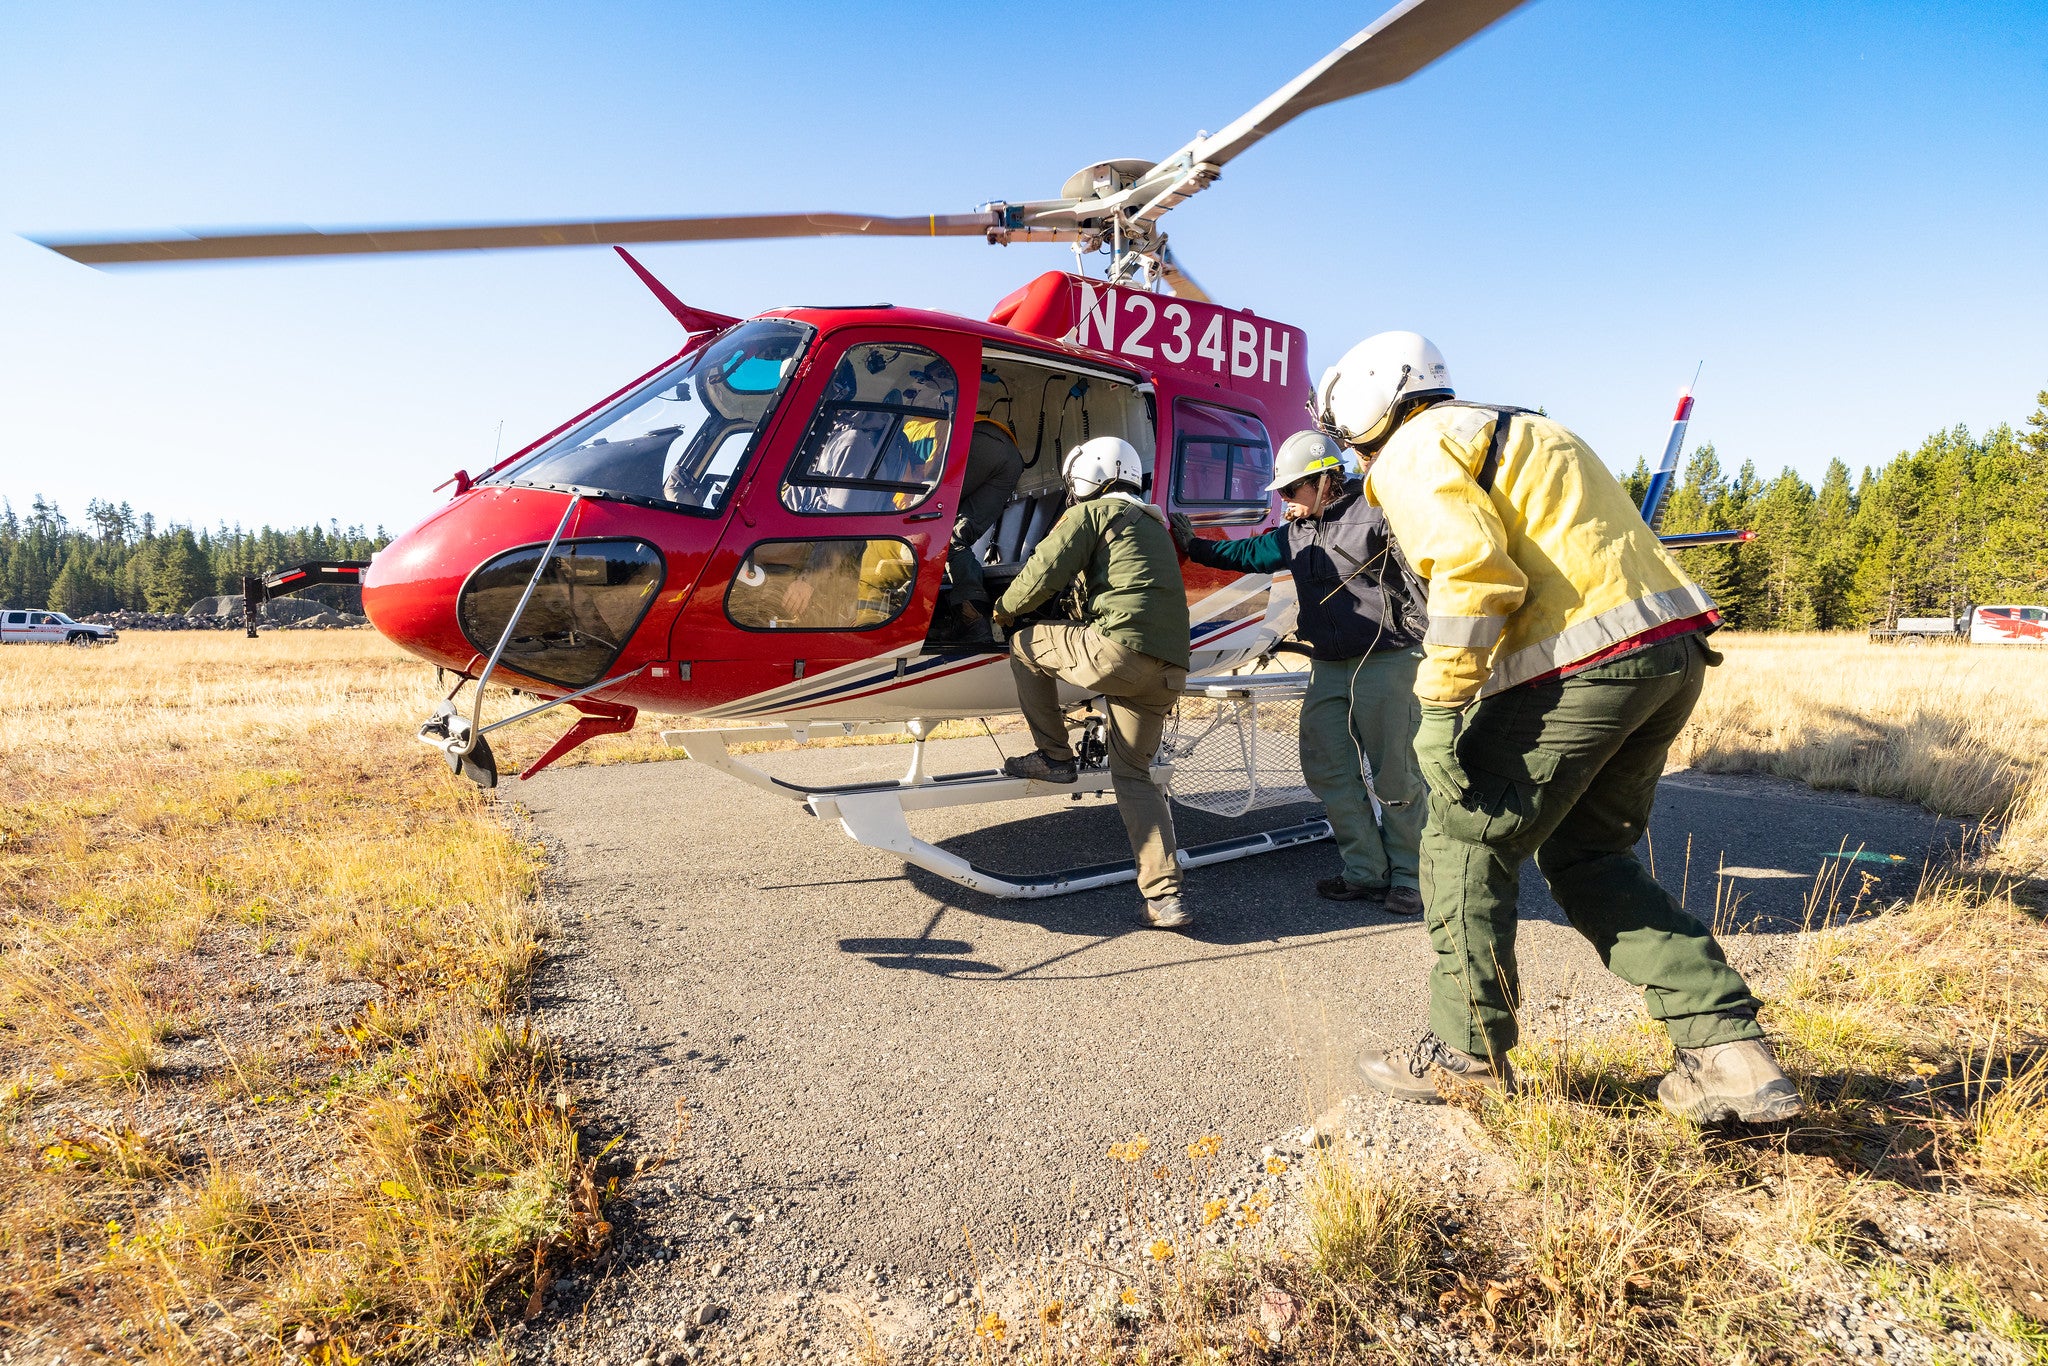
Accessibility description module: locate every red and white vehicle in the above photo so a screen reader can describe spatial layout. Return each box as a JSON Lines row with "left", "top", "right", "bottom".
{"left": 1970, "top": 605, "right": 2048, "bottom": 645}
{"left": 1872, "top": 606, "right": 2048, "bottom": 646}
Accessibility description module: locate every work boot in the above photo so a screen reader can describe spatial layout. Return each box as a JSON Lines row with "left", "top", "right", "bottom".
{"left": 927, "top": 600, "right": 997, "bottom": 653}
{"left": 1382, "top": 886, "right": 1424, "bottom": 916}
{"left": 1358, "top": 1032, "right": 1510, "bottom": 1105}
{"left": 1656, "top": 1038, "right": 1805, "bottom": 1123}
{"left": 1142, "top": 894, "right": 1197, "bottom": 930}
{"left": 1002, "top": 751, "right": 1078, "bottom": 784}
{"left": 1315, "top": 875, "right": 1385, "bottom": 902}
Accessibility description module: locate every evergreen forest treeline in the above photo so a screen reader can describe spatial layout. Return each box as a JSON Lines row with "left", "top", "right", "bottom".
{"left": 1623, "top": 389, "right": 2048, "bottom": 629}
{"left": 4, "top": 391, "right": 2045, "bottom": 628}
{"left": 0, "top": 499, "right": 386, "bottom": 617}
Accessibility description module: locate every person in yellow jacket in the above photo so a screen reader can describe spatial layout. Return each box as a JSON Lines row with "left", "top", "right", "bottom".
{"left": 1315, "top": 331, "right": 1802, "bottom": 1126}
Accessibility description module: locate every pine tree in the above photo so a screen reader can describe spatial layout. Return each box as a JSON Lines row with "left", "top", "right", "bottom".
{"left": 147, "top": 532, "right": 211, "bottom": 613}
{"left": 1620, "top": 456, "right": 1652, "bottom": 509}
{"left": 1748, "top": 471, "right": 1818, "bottom": 629}
{"left": 1808, "top": 459, "right": 1858, "bottom": 627}
{"left": 48, "top": 553, "right": 109, "bottom": 618}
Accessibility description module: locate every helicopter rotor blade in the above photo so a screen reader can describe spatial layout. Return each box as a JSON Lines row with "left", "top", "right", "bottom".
{"left": 1182, "top": 0, "right": 1530, "bottom": 172}
{"left": 1159, "top": 249, "right": 1212, "bottom": 304}
{"left": 36, "top": 209, "right": 1007, "bottom": 267}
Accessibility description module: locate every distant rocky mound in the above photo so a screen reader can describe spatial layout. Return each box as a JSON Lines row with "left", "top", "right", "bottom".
{"left": 84, "top": 596, "right": 370, "bottom": 632}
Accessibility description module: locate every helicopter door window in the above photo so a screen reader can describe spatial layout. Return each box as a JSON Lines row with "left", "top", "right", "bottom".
{"left": 488, "top": 319, "right": 813, "bottom": 515}
{"left": 782, "top": 344, "right": 958, "bottom": 515}
{"left": 1170, "top": 399, "right": 1274, "bottom": 514}
{"left": 724, "top": 538, "right": 918, "bottom": 631}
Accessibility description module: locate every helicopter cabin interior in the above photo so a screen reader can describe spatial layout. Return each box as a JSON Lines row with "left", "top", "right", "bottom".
{"left": 966, "top": 347, "right": 1155, "bottom": 597}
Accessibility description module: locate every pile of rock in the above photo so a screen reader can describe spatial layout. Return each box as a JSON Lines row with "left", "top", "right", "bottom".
{"left": 84, "top": 598, "right": 370, "bottom": 632}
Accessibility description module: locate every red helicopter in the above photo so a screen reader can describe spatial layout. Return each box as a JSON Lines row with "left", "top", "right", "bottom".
{"left": 39, "top": 0, "right": 1735, "bottom": 898}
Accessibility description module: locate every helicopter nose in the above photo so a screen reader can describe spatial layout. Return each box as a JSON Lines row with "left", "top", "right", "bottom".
{"left": 363, "top": 487, "right": 667, "bottom": 686}
{"left": 362, "top": 486, "right": 574, "bottom": 673}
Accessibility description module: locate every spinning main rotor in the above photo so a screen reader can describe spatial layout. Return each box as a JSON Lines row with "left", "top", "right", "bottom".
{"left": 36, "top": 0, "right": 1529, "bottom": 300}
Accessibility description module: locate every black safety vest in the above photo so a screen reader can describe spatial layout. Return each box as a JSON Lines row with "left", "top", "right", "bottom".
{"left": 1283, "top": 484, "right": 1426, "bottom": 661}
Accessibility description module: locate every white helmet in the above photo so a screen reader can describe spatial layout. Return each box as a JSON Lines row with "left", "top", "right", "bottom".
{"left": 1313, "top": 331, "right": 1453, "bottom": 450}
{"left": 1062, "top": 436, "right": 1144, "bottom": 499}
{"left": 1266, "top": 430, "right": 1350, "bottom": 492}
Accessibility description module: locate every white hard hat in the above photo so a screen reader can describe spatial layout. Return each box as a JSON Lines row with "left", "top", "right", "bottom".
{"left": 1313, "top": 331, "right": 1453, "bottom": 449}
{"left": 1267, "top": 430, "right": 1349, "bottom": 492}
{"left": 1062, "top": 436, "right": 1143, "bottom": 499}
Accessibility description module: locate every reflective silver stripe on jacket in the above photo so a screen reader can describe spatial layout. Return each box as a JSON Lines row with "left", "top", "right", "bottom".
{"left": 1424, "top": 614, "right": 1506, "bottom": 648}
{"left": 1481, "top": 583, "right": 1718, "bottom": 696}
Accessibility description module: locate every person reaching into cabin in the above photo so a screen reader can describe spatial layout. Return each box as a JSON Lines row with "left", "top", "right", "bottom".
{"left": 930, "top": 371, "right": 1025, "bottom": 650}
{"left": 1169, "top": 430, "right": 1428, "bottom": 915}
{"left": 992, "top": 437, "right": 1194, "bottom": 930}
{"left": 1312, "top": 329, "right": 1802, "bottom": 1126}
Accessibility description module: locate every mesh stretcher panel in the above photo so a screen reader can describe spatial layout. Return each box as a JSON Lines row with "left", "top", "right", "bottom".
{"left": 1163, "top": 695, "right": 1314, "bottom": 818}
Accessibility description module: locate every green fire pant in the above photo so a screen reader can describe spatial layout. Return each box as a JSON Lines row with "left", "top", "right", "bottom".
{"left": 1010, "top": 622, "right": 1188, "bottom": 900}
{"left": 1416, "top": 633, "right": 1763, "bottom": 1061}
{"left": 1301, "top": 651, "right": 1426, "bottom": 892}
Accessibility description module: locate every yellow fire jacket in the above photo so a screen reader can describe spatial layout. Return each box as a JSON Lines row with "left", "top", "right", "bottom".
{"left": 1363, "top": 404, "right": 1717, "bottom": 707}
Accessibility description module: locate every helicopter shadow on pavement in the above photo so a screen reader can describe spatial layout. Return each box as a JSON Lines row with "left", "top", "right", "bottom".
{"left": 831, "top": 799, "right": 1412, "bottom": 983}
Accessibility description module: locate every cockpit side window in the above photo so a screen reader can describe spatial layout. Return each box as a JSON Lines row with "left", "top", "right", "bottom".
{"left": 781, "top": 344, "right": 958, "bottom": 514}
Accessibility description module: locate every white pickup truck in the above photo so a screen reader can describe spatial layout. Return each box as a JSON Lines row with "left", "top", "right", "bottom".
{"left": 0, "top": 609, "right": 118, "bottom": 646}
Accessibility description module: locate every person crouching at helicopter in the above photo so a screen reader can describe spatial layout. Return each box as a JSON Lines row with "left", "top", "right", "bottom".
{"left": 991, "top": 437, "right": 1194, "bottom": 930}
{"left": 1316, "top": 330, "right": 1802, "bottom": 1127}
{"left": 931, "top": 372, "right": 1026, "bottom": 650}
{"left": 1169, "top": 430, "right": 1428, "bottom": 916}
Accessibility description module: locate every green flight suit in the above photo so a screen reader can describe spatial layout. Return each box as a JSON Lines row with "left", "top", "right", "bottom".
{"left": 996, "top": 497, "right": 1191, "bottom": 898}
{"left": 1418, "top": 633, "right": 1763, "bottom": 1061}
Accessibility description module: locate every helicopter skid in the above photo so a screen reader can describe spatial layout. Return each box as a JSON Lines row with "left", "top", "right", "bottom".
{"left": 817, "top": 778, "right": 1332, "bottom": 899}
{"left": 661, "top": 705, "right": 1331, "bottom": 900}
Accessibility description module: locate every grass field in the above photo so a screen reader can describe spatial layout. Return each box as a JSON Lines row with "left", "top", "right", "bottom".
{"left": 2, "top": 629, "right": 2043, "bottom": 1364}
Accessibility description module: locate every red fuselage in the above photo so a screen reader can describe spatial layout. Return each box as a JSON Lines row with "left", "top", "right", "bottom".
{"left": 362, "top": 272, "right": 1313, "bottom": 722}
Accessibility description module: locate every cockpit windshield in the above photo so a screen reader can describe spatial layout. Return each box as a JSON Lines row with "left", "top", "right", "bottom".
{"left": 488, "top": 319, "right": 813, "bottom": 513}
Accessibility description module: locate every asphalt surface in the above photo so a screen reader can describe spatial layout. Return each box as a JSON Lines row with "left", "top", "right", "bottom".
{"left": 512, "top": 736, "right": 1960, "bottom": 1310}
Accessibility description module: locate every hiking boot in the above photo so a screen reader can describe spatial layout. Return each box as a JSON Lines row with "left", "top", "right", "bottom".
{"left": 1142, "top": 894, "right": 1197, "bottom": 930}
{"left": 1358, "top": 1032, "right": 1509, "bottom": 1105}
{"left": 927, "top": 601, "right": 998, "bottom": 653}
{"left": 1382, "top": 886, "right": 1424, "bottom": 916}
{"left": 1656, "top": 1038, "right": 1805, "bottom": 1123}
{"left": 1002, "top": 751, "right": 1078, "bottom": 784}
{"left": 1316, "top": 875, "right": 1385, "bottom": 902}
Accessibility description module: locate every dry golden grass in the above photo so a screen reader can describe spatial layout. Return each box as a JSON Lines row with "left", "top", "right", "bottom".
{"left": 1677, "top": 631, "right": 2048, "bottom": 863}
{"left": 0, "top": 632, "right": 602, "bottom": 1361}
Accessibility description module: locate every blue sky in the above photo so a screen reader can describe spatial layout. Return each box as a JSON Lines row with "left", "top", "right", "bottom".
{"left": 3, "top": 0, "right": 2044, "bottom": 534}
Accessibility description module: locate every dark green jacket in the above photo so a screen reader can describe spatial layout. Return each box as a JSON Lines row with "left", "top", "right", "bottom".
{"left": 996, "top": 497, "right": 1191, "bottom": 668}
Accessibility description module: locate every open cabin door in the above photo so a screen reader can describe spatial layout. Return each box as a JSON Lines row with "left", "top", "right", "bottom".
{"left": 667, "top": 325, "right": 981, "bottom": 720}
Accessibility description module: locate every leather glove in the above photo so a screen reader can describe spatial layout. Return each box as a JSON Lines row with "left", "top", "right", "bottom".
{"left": 1413, "top": 704, "right": 1470, "bottom": 803}
{"left": 1168, "top": 512, "right": 1196, "bottom": 554}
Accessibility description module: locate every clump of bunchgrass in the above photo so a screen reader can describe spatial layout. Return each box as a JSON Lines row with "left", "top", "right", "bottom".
{"left": 1302, "top": 1153, "right": 1430, "bottom": 1291}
